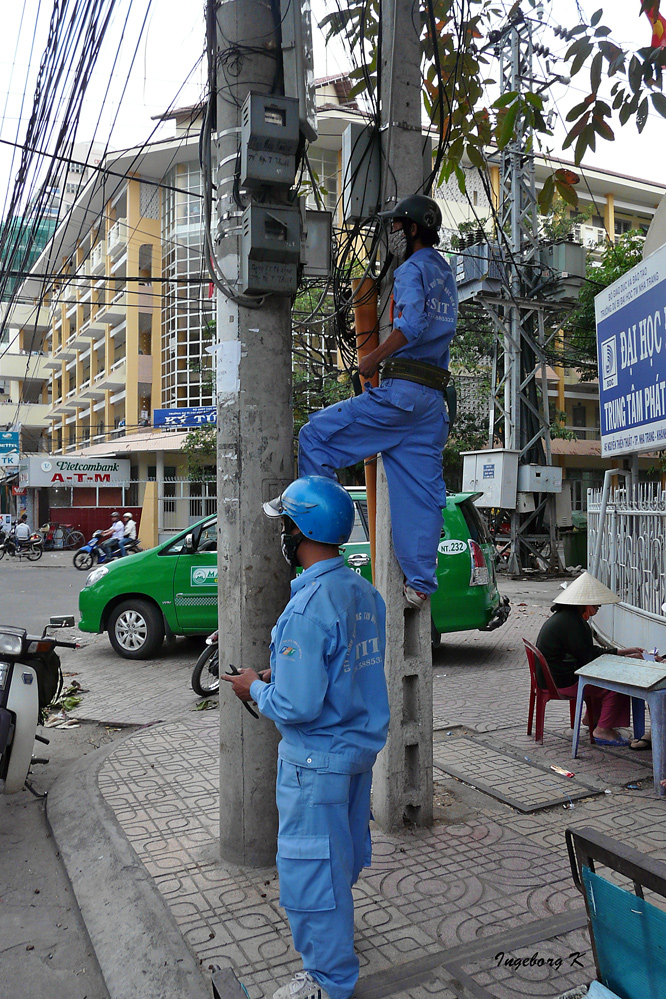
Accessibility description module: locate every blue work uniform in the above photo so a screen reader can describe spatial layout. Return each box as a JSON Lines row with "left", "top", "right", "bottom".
{"left": 250, "top": 556, "right": 389, "bottom": 999}
{"left": 298, "top": 247, "right": 458, "bottom": 593}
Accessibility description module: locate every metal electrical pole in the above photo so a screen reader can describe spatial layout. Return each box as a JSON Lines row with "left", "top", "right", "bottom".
{"left": 372, "top": 0, "right": 434, "bottom": 831}
{"left": 211, "top": 0, "right": 293, "bottom": 867}
{"left": 477, "top": 14, "right": 565, "bottom": 572}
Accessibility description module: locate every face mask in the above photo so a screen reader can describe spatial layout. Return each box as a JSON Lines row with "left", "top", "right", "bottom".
{"left": 388, "top": 228, "right": 408, "bottom": 261}
{"left": 281, "top": 530, "right": 305, "bottom": 567}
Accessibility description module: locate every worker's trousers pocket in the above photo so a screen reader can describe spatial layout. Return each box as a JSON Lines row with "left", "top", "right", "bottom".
{"left": 277, "top": 834, "right": 336, "bottom": 911}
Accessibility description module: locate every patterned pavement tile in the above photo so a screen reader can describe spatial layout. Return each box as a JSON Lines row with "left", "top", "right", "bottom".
{"left": 432, "top": 738, "right": 602, "bottom": 811}
{"left": 87, "top": 585, "right": 666, "bottom": 999}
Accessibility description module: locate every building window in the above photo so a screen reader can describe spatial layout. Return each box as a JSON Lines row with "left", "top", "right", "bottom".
{"left": 161, "top": 162, "right": 214, "bottom": 409}
{"left": 614, "top": 218, "right": 633, "bottom": 236}
{"left": 305, "top": 147, "right": 338, "bottom": 213}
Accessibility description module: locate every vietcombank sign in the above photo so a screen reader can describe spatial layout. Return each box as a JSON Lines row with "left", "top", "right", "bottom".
{"left": 19, "top": 456, "right": 131, "bottom": 487}
{"left": 596, "top": 241, "right": 666, "bottom": 457}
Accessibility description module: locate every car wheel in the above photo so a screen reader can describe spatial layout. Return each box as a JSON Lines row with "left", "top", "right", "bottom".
{"left": 108, "top": 599, "right": 164, "bottom": 659}
{"left": 431, "top": 616, "right": 441, "bottom": 650}
{"left": 73, "top": 550, "right": 94, "bottom": 570}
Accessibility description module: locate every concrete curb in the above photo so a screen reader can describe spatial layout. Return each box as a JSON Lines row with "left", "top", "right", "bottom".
{"left": 47, "top": 728, "right": 212, "bottom": 999}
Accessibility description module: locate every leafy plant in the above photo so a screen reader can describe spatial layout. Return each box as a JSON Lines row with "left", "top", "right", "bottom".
{"left": 319, "top": 0, "right": 666, "bottom": 211}
{"left": 549, "top": 409, "right": 578, "bottom": 440}
{"left": 183, "top": 424, "right": 217, "bottom": 479}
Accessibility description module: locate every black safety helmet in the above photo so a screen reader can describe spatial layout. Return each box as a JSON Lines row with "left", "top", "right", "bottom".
{"left": 379, "top": 194, "right": 442, "bottom": 233}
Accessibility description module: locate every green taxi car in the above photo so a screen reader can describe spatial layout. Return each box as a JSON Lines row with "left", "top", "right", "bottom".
{"left": 78, "top": 491, "right": 508, "bottom": 659}
{"left": 345, "top": 488, "right": 509, "bottom": 647}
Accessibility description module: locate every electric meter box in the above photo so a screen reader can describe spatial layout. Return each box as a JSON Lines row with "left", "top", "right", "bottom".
{"left": 461, "top": 448, "right": 520, "bottom": 509}
{"left": 240, "top": 203, "right": 301, "bottom": 295}
{"left": 517, "top": 463, "right": 562, "bottom": 493}
{"left": 240, "top": 93, "right": 300, "bottom": 189}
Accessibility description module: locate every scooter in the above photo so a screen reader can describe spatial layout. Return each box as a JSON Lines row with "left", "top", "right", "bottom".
{"left": 0, "top": 527, "right": 44, "bottom": 561}
{"left": 72, "top": 530, "right": 142, "bottom": 570}
{"left": 191, "top": 631, "right": 261, "bottom": 717}
{"left": 0, "top": 615, "right": 78, "bottom": 795}
{"left": 192, "top": 630, "right": 220, "bottom": 696}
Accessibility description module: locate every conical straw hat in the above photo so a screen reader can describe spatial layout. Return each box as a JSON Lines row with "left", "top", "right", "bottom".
{"left": 553, "top": 571, "right": 620, "bottom": 606}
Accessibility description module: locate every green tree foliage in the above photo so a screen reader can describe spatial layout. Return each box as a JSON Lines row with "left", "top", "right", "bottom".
{"left": 319, "top": 0, "right": 666, "bottom": 211}
{"left": 183, "top": 424, "right": 216, "bottom": 479}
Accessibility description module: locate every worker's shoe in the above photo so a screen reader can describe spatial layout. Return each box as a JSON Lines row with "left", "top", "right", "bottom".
{"left": 403, "top": 584, "right": 427, "bottom": 609}
{"left": 273, "top": 972, "right": 331, "bottom": 999}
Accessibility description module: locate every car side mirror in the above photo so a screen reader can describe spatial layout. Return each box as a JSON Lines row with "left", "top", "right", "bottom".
{"left": 185, "top": 533, "right": 194, "bottom": 553}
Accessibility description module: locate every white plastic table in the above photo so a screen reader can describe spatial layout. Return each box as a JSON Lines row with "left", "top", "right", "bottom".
{"left": 572, "top": 654, "right": 666, "bottom": 796}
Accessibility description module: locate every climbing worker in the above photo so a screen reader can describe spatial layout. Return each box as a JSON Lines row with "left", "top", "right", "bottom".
{"left": 222, "top": 475, "right": 390, "bottom": 999}
{"left": 298, "top": 194, "right": 458, "bottom": 608}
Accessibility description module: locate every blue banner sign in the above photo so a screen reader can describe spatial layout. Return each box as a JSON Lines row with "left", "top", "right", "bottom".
{"left": 0, "top": 432, "right": 19, "bottom": 454}
{"left": 153, "top": 407, "right": 217, "bottom": 428}
{"left": 596, "top": 242, "right": 666, "bottom": 457}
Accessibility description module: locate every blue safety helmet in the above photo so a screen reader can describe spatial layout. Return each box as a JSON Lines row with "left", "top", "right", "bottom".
{"left": 263, "top": 476, "right": 355, "bottom": 545}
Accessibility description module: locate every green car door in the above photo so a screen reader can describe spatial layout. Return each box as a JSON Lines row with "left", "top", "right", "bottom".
{"left": 171, "top": 518, "right": 219, "bottom": 633}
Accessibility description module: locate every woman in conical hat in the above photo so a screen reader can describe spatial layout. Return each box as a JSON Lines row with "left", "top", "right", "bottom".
{"left": 536, "top": 573, "right": 644, "bottom": 747}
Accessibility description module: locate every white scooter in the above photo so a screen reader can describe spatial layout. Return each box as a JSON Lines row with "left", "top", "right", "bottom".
{"left": 0, "top": 616, "right": 77, "bottom": 795}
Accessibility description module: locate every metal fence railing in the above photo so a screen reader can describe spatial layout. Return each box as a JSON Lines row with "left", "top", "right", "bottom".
{"left": 159, "top": 476, "right": 216, "bottom": 533}
{"left": 588, "top": 483, "right": 666, "bottom": 618}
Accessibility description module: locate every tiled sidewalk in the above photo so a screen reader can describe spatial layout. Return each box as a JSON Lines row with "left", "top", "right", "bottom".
{"left": 60, "top": 580, "right": 666, "bottom": 998}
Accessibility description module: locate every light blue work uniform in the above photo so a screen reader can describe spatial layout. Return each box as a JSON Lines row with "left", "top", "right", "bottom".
{"left": 250, "top": 556, "right": 389, "bottom": 999}
{"left": 299, "top": 247, "right": 458, "bottom": 593}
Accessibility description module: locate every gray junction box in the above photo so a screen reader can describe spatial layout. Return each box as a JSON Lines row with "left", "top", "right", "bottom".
{"left": 240, "top": 203, "right": 302, "bottom": 295}
{"left": 240, "top": 93, "right": 300, "bottom": 189}
{"left": 342, "top": 123, "right": 381, "bottom": 223}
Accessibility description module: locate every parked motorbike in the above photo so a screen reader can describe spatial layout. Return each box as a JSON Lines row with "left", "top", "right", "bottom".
{"left": 72, "top": 530, "right": 142, "bottom": 571}
{"left": 0, "top": 615, "right": 78, "bottom": 794}
{"left": 192, "top": 630, "right": 219, "bottom": 696}
{"left": 0, "top": 527, "right": 44, "bottom": 561}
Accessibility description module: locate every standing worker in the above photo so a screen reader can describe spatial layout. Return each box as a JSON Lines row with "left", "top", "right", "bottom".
{"left": 222, "top": 476, "right": 390, "bottom": 999}
{"left": 298, "top": 195, "right": 458, "bottom": 608}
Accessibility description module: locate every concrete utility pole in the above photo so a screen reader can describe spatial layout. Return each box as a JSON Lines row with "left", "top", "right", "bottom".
{"left": 212, "top": 0, "right": 292, "bottom": 866}
{"left": 372, "top": 0, "right": 433, "bottom": 830}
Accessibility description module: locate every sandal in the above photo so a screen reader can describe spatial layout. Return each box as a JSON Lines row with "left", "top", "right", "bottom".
{"left": 630, "top": 736, "right": 652, "bottom": 751}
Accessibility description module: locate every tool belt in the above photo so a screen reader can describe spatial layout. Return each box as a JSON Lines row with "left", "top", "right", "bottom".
{"left": 380, "top": 358, "right": 450, "bottom": 392}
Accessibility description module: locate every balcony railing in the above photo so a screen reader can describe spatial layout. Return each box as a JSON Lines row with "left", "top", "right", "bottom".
{"left": 107, "top": 218, "right": 129, "bottom": 257}
{"left": 90, "top": 243, "right": 105, "bottom": 273}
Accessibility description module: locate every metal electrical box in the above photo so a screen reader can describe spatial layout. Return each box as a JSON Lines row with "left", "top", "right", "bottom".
{"left": 280, "top": 0, "right": 318, "bottom": 142}
{"left": 302, "top": 209, "right": 332, "bottom": 278}
{"left": 240, "top": 94, "right": 300, "bottom": 189}
{"left": 342, "top": 122, "right": 381, "bottom": 223}
{"left": 240, "top": 203, "right": 301, "bottom": 295}
{"left": 517, "top": 463, "right": 562, "bottom": 493}
{"left": 461, "top": 448, "right": 520, "bottom": 509}
{"left": 539, "top": 240, "right": 586, "bottom": 302}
